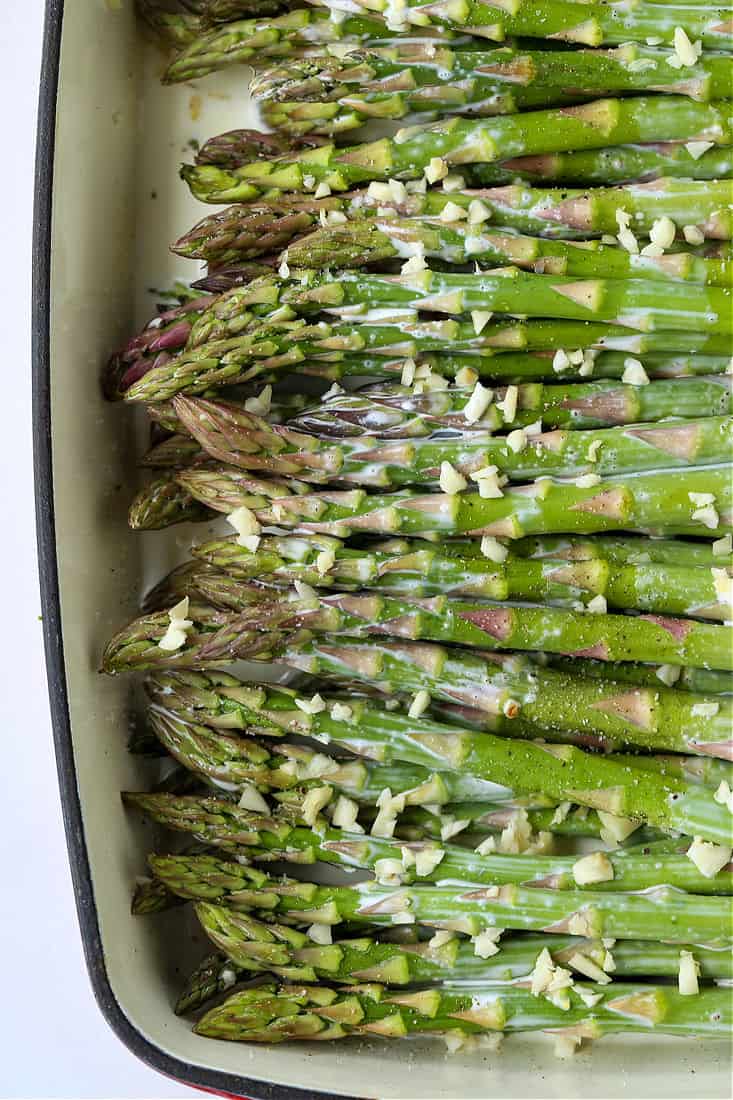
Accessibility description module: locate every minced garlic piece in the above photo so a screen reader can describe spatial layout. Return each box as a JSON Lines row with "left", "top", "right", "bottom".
{"left": 685, "top": 140, "right": 714, "bottom": 160}
{"left": 573, "top": 852, "right": 614, "bottom": 886}
{"left": 330, "top": 702, "right": 353, "bottom": 722}
{"left": 712, "top": 534, "right": 732, "bottom": 556}
{"left": 440, "top": 816, "right": 471, "bottom": 841}
{"left": 301, "top": 785, "right": 333, "bottom": 826}
{"left": 649, "top": 216, "right": 676, "bottom": 249}
{"left": 498, "top": 808, "right": 532, "bottom": 854}
{"left": 307, "top": 922, "right": 332, "bottom": 945}
{"left": 575, "top": 985, "right": 604, "bottom": 1008}
{"left": 401, "top": 357, "right": 416, "bottom": 386}
{"left": 424, "top": 157, "right": 448, "bottom": 183}
{"left": 391, "top": 909, "right": 415, "bottom": 925}
{"left": 598, "top": 811, "right": 640, "bottom": 846}
{"left": 568, "top": 952, "right": 612, "bottom": 985}
{"left": 227, "top": 505, "right": 262, "bottom": 551}
{"left": 552, "top": 349, "right": 570, "bottom": 373}
{"left": 472, "top": 928, "right": 503, "bottom": 959}
{"left": 158, "top": 596, "right": 194, "bottom": 652}
{"left": 442, "top": 173, "right": 465, "bottom": 192}
{"left": 714, "top": 780, "right": 733, "bottom": 812}
{"left": 401, "top": 253, "right": 427, "bottom": 275}
{"left": 480, "top": 535, "right": 508, "bottom": 563}
{"left": 711, "top": 567, "right": 733, "bottom": 606}
{"left": 506, "top": 429, "right": 527, "bottom": 454}
{"left": 374, "top": 858, "right": 406, "bottom": 886}
{"left": 678, "top": 950, "right": 700, "bottom": 995}
{"left": 439, "top": 200, "right": 468, "bottom": 223}
{"left": 439, "top": 461, "right": 467, "bottom": 494}
{"left": 414, "top": 847, "right": 445, "bottom": 877}
{"left": 622, "top": 357, "right": 650, "bottom": 385}
{"left": 316, "top": 549, "right": 336, "bottom": 575}
{"left": 237, "top": 783, "right": 270, "bottom": 813}
{"left": 686, "top": 836, "right": 732, "bottom": 878}
{"left": 475, "top": 835, "right": 496, "bottom": 855}
{"left": 314, "top": 181, "right": 332, "bottom": 199}
{"left": 670, "top": 26, "right": 702, "bottom": 68}
{"left": 692, "top": 504, "right": 720, "bottom": 529}
{"left": 408, "top": 690, "right": 430, "bottom": 719}
{"left": 295, "top": 693, "right": 326, "bottom": 715}
{"left": 530, "top": 948, "right": 556, "bottom": 995}
{"left": 463, "top": 381, "right": 493, "bottom": 423}
{"left": 496, "top": 385, "right": 518, "bottom": 423}
{"left": 429, "top": 930, "right": 455, "bottom": 949}
{"left": 467, "top": 199, "right": 491, "bottom": 225}
{"left": 615, "top": 208, "right": 638, "bottom": 254}
{"left": 331, "top": 794, "right": 363, "bottom": 832}
{"left": 576, "top": 473, "right": 601, "bottom": 489}
{"left": 585, "top": 594, "right": 608, "bottom": 614}
{"left": 244, "top": 384, "right": 273, "bottom": 416}
{"left": 683, "top": 224, "right": 705, "bottom": 245}
{"left": 471, "top": 310, "right": 493, "bottom": 335}
{"left": 455, "top": 365, "right": 478, "bottom": 387}
{"left": 656, "top": 664, "right": 681, "bottom": 687}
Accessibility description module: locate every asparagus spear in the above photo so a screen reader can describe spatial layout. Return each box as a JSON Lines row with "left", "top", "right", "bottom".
{"left": 180, "top": 97, "right": 733, "bottom": 202}
{"left": 148, "top": 855, "right": 733, "bottom": 945}
{"left": 192, "top": 908, "right": 733, "bottom": 990}
{"left": 285, "top": 215, "right": 733, "bottom": 286}
{"left": 308, "top": 0, "right": 733, "bottom": 51}
{"left": 128, "top": 477, "right": 213, "bottom": 531}
{"left": 542, "top": 657, "right": 733, "bottom": 697}
{"left": 145, "top": 707, "right": 507, "bottom": 802}
{"left": 173, "top": 180, "right": 733, "bottom": 267}
{"left": 254, "top": 46, "right": 733, "bottom": 137}
{"left": 162, "top": 8, "right": 467, "bottom": 83}
{"left": 121, "top": 316, "right": 733, "bottom": 403}
{"left": 174, "top": 396, "right": 733, "bottom": 485}
{"left": 189, "top": 532, "right": 733, "bottom": 619}
{"left": 176, "top": 464, "right": 733, "bottom": 540}
{"left": 194, "top": 978, "right": 733, "bottom": 1042}
{"left": 268, "top": 267, "right": 733, "bottom": 336}
{"left": 469, "top": 143, "right": 733, "bottom": 186}
{"left": 126, "top": 793, "right": 732, "bottom": 895}
{"left": 142, "top": 674, "right": 733, "bottom": 834}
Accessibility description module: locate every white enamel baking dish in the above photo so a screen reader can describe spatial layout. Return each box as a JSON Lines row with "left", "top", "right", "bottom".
{"left": 33, "top": 1, "right": 732, "bottom": 1095}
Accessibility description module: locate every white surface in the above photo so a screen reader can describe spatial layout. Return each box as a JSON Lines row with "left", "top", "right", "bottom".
{"left": 0, "top": 3, "right": 201, "bottom": 1096}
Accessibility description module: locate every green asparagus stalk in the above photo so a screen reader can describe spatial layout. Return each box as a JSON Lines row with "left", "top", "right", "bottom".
{"left": 188, "top": 532, "right": 733, "bottom": 619}
{"left": 252, "top": 45, "right": 733, "bottom": 137}
{"left": 173, "top": 181, "right": 733, "bottom": 268}
{"left": 173, "top": 396, "right": 733, "bottom": 485}
{"left": 265, "top": 266, "right": 733, "bottom": 337}
{"left": 180, "top": 97, "right": 733, "bottom": 203}
{"left": 176, "top": 464, "right": 733, "bottom": 539}
{"left": 128, "top": 477, "right": 213, "bottom": 531}
{"left": 469, "top": 143, "right": 733, "bottom": 186}
{"left": 541, "top": 657, "right": 733, "bottom": 697}
{"left": 143, "top": 674, "right": 733, "bottom": 836}
{"left": 193, "top": 978, "right": 733, "bottom": 1043}
{"left": 290, "top": 378, "right": 733, "bottom": 433}
{"left": 121, "top": 316, "right": 733, "bottom": 404}
{"left": 307, "top": 0, "right": 733, "bottom": 51}
{"left": 161, "top": 3, "right": 733, "bottom": 86}
{"left": 276, "top": 351, "right": 733, "bottom": 387}
{"left": 282, "top": 637, "right": 733, "bottom": 762}
{"left": 182, "top": 573, "right": 733, "bottom": 670}
{"left": 148, "top": 856, "right": 733, "bottom": 945}
{"left": 125, "top": 793, "right": 732, "bottom": 895}
{"left": 140, "top": 435, "right": 204, "bottom": 469}
{"left": 162, "top": 8, "right": 468, "bottom": 83}
{"left": 191, "top": 909, "right": 733, "bottom": 992}
{"left": 284, "top": 215, "right": 733, "bottom": 286}
{"left": 145, "top": 706, "right": 507, "bottom": 803}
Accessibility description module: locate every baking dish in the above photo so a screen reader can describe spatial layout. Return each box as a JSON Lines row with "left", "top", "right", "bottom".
{"left": 32, "top": 1, "right": 732, "bottom": 1096}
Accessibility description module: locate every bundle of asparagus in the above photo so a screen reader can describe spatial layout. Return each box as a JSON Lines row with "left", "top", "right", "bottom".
{"left": 112, "top": 0, "right": 733, "bottom": 1059}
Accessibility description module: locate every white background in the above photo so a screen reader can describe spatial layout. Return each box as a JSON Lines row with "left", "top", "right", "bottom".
{"left": 1, "top": 3, "right": 203, "bottom": 1096}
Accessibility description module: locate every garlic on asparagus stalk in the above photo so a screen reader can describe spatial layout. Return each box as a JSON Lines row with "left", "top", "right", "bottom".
{"left": 124, "top": 792, "right": 732, "bottom": 895}
{"left": 147, "top": 855, "right": 733, "bottom": 944}
{"left": 140, "top": 677, "right": 733, "bottom": 838}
